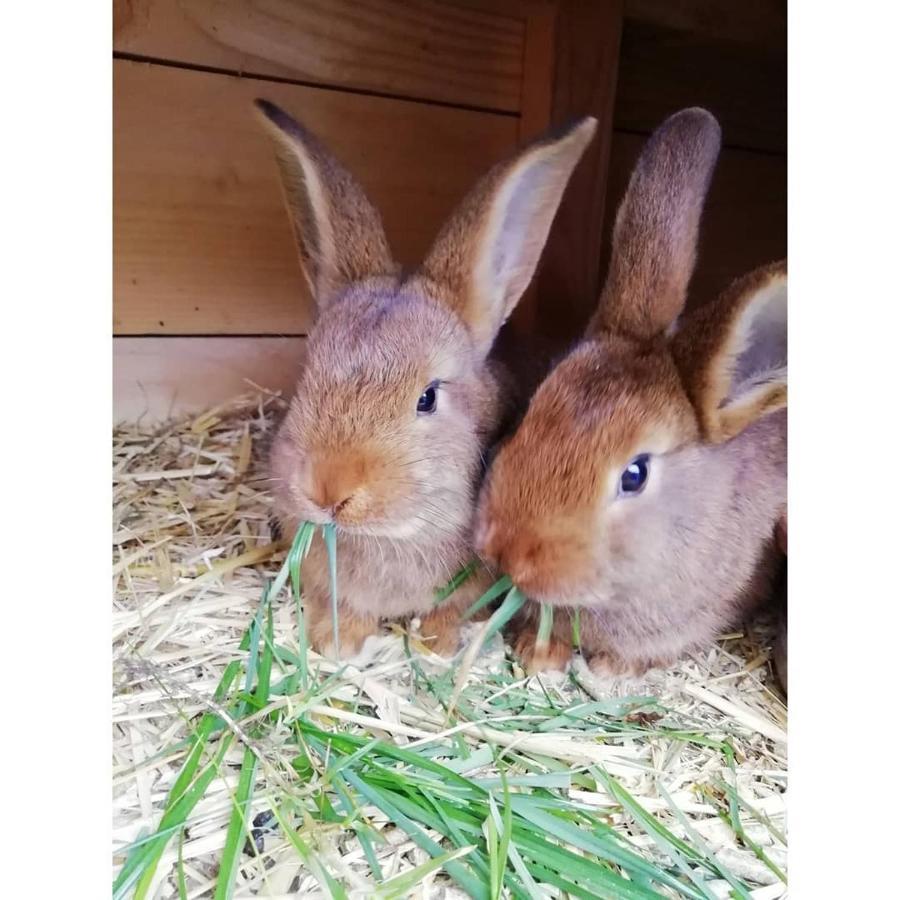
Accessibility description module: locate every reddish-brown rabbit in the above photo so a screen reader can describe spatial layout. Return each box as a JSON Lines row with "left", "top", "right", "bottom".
{"left": 256, "top": 99, "right": 596, "bottom": 659}
{"left": 475, "top": 108, "right": 787, "bottom": 677}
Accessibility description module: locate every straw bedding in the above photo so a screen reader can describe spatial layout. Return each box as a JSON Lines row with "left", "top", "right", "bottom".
{"left": 112, "top": 392, "right": 787, "bottom": 899}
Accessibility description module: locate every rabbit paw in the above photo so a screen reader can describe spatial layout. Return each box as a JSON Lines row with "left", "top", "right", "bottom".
{"left": 514, "top": 628, "right": 572, "bottom": 674}
{"left": 308, "top": 609, "right": 378, "bottom": 660}
{"left": 419, "top": 605, "right": 464, "bottom": 657}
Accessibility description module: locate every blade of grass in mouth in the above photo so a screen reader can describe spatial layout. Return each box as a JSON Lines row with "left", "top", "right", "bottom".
{"left": 322, "top": 523, "right": 339, "bottom": 657}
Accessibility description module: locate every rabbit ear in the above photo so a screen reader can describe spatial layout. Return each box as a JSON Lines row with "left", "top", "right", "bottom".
{"left": 254, "top": 99, "right": 396, "bottom": 308}
{"left": 674, "top": 261, "right": 787, "bottom": 444}
{"left": 588, "top": 108, "right": 721, "bottom": 341}
{"left": 418, "top": 117, "right": 597, "bottom": 356}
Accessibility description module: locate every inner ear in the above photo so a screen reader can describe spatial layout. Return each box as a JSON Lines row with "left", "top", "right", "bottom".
{"left": 673, "top": 261, "right": 787, "bottom": 443}
{"left": 254, "top": 99, "right": 396, "bottom": 309}
{"left": 417, "top": 117, "right": 597, "bottom": 357}
{"left": 727, "top": 276, "right": 787, "bottom": 397}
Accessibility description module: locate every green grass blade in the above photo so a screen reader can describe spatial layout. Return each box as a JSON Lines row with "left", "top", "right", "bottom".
{"left": 332, "top": 775, "right": 384, "bottom": 882}
{"left": 596, "top": 768, "right": 724, "bottom": 898}
{"left": 322, "top": 523, "right": 340, "bottom": 656}
{"left": 487, "top": 793, "right": 512, "bottom": 900}
{"left": 288, "top": 523, "right": 315, "bottom": 689}
{"left": 462, "top": 575, "right": 513, "bottom": 620}
{"left": 435, "top": 560, "right": 479, "bottom": 605}
{"left": 213, "top": 746, "right": 258, "bottom": 900}
{"left": 657, "top": 783, "right": 752, "bottom": 900}
{"left": 510, "top": 798, "right": 699, "bottom": 900}
{"left": 481, "top": 586, "right": 527, "bottom": 643}
{"left": 256, "top": 604, "right": 274, "bottom": 703}
{"left": 375, "top": 846, "right": 477, "bottom": 899}
{"left": 536, "top": 603, "right": 554, "bottom": 646}
{"left": 176, "top": 829, "right": 188, "bottom": 900}
{"left": 124, "top": 735, "right": 234, "bottom": 900}
{"left": 114, "top": 660, "right": 241, "bottom": 898}
{"left": 572, "top": 607, "right": 582, "bottom": 649}
{"left": 270, "top": 804, "right": 349, "bottom": 900}
{"left": 343, "top": 770, "right": 489, "bottom": 900}
{"left": 485, "top": 807, "right": 499, "bottom": 899}
{"left": 509, "top": 828, "right": 659, "bottom": 900}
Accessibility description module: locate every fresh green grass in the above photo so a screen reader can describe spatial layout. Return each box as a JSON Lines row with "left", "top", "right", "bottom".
{"left": 114, "top": 522, "right": 773, "bottom": 898}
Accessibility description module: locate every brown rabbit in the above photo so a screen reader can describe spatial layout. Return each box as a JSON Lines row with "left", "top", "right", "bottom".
{"left": 475, "top": 108, "right": 787, "bottom": 677}
{"left": 255, "top": 99, "right": 596, "bottom": 658}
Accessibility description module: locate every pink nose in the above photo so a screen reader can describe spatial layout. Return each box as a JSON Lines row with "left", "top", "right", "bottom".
{"left": 302, "top": 455, "right": 363, "bottom": 520}
{"left": 308, "top": 485, "right": 354, "bottom": 520}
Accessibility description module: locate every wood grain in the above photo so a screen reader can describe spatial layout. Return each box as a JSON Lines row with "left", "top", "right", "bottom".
{"left": 114, "top": 336, "right": 306, "bottom": 423}
{"left": 599, "top": 132, "right": 787, "bottom": 316}
{"left": 524, "top": 0, "right": 624, "bottom": 342}
{"left": 113, "top": 0, "right": 525, "bottom": 112}
{"left": 113, "top": 59, "right": 518, "bottom": 335}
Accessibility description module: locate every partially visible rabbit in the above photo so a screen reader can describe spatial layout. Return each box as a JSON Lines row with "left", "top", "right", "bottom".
{"left": 475, "top": 107, "right": 787, "bottom": 677}
{"left": 255, "top": 99, "right": 597, "bottom": 658}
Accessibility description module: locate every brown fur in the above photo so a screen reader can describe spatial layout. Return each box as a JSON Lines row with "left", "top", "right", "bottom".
{"left": 588, "top": 108, "right": 721, "bottom": 341}
{"left": 475, "top": 109, "right": 788, "bottom": 676}
{"left": 256, "top": 100, "right": 596, "bottom": 658}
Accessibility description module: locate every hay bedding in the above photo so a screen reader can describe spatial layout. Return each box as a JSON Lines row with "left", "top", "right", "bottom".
{"left": 113, "top": 393, "right": 787, "bottom": 899}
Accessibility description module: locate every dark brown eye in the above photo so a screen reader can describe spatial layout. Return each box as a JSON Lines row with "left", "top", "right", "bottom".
{"left": 417, "top": 382, "right": 438, "bottom": 414}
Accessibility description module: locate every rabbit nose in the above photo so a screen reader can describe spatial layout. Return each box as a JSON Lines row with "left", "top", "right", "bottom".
{"left": 306, "top": 459, "right": 361, "bottom": 519}
{"left": 309, "top": 482, "right": 355, "bottom": 518}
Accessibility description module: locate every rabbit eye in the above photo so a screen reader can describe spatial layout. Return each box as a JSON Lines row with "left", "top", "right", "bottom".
{"left": 619, "top": 454, "right": 650, "bottom": 495}
{"left": 417, "top": 382, "right": 438, "bottom": 415}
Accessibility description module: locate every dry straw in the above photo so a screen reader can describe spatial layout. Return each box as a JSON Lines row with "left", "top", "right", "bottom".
{"left": 113, "top": 392, "right": 787, "bottom": 899}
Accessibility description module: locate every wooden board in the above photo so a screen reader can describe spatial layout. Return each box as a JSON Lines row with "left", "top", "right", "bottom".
{"left": 524, "top": 0, "right": 624, "bottom": 342}
{"left": 598, "top": 132, "right": 786, "bottom": 317}
{"left": 114, "top": 60, "right": 518, "bottom": 335}
{"left": 114, "top": 336, "right": 306, "bottom": 423}
{"left": 614, "top": 17, "right": 786, "bottom": 153}
{"left": 113, "top": 0, "right": 526, "bottom": 112}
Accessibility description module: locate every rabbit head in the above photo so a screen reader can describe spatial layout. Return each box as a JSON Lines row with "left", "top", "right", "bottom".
{"left": 475, "top": 108, "right": 787, "bottom": 672}
{"left": 258, "top": 100, "right": 596, "bottom": 541}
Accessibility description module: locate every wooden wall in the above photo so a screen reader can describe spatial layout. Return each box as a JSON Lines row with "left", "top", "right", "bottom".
{"left": 113, "top": 0, "right": 623, "bottom": 422}
{"left": 113, "top": 0, "right": 786, "bottom": 422}
{"left": 596, "top": 0, "right": 787, "bottom": 324}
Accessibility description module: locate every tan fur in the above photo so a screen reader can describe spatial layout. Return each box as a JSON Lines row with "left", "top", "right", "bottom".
{"left": 476, "top": 108, "right": 788, "bottom": 676}
{"left": 588, "top": 109, "right": 721, "bottom": 341}
{"left": 420, "top": 118, "right": 597, "bottom": 355}
{"left": 257, "top": 100, "right": 596, "bottom": 657}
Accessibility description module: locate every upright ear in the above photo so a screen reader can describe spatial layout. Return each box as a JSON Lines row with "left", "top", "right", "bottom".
{"left": 587, "top": 108, "right": 721, "bottom": 341}
{"left": 673, "top": 261, "right": 787, "bottom": 443}
{"left": 418, "top": 117, "right": 597, "bottom": 356}
{"left": 254, "top": 99, "right": 397, "bottom": 309}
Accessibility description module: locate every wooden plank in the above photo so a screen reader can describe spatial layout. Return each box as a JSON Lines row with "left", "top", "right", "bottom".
{"left": 113, "top": 0, "right": 525, "bottom": 112}
{"left": 599, "top": 132, "right": 786, "bottom": 315}
{"left": 524, "top": 0, "right": 624, "bottom": 342}
{"left": 114, "top": 59, "right": 518, "bottom": 335}
{"left": 518, "top": 5, "right": 556, "bottom": 143}
{"left": 113, "top": 336, "right": 306, "bottom": 423}
{"left": 614, "top": 17, "right": 786, "bottom": 153}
